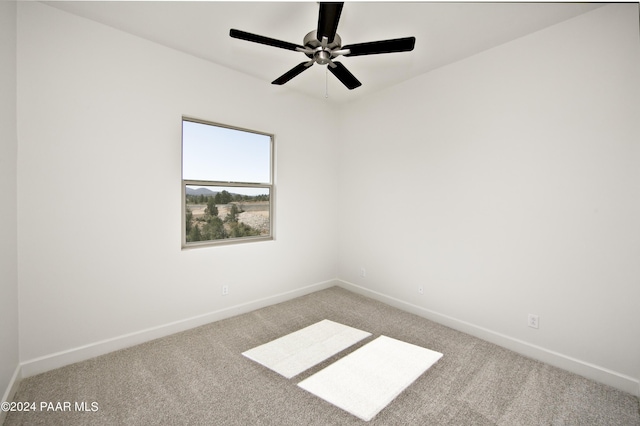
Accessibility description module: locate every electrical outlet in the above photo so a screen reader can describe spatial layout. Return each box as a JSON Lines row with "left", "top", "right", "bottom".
{"left": 222, "top": 285, "right": 229, "bottom": 296}
{"left": 528, "top": 314, "right": 539, "bottom": 329}
{"left": 359, "top": 267, "right": 366, "bottom": 278}
{"left": 418, "top": 285, "right": 424, "bottom": 294}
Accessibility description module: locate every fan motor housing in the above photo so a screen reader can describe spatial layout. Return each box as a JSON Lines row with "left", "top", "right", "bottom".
{"left": 303, "top": 30, "right": 342, "bottom": 64}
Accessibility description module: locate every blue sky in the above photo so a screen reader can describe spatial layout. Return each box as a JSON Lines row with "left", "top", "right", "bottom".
{"left": 182, "top": 120, "right": 271, "bottom": 184}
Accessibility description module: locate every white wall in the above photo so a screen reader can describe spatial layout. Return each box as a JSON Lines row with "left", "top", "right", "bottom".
{"left": 0, "top": 0, "right": 20, "bottom": 409}
{"left": 16, "top": 2, "right": 338, "bottom": 367}
{"left": 337, "top": 4, "right": 640, "bottom": 393}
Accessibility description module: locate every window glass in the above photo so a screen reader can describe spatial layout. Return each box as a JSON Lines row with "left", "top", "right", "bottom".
{"left": 182, "top": 118, "right": 273, "bottom": 247}
{"left": 182, "top": 120, "right": 271, "bottom": 183}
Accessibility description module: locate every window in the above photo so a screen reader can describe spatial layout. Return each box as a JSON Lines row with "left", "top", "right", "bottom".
{"left": 182, "top": 117, "right": 274, "bottom": 247}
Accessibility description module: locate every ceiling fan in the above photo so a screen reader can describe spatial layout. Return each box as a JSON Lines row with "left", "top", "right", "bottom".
{"left": 229, "top": 2, "right": 416, "bottom": 90}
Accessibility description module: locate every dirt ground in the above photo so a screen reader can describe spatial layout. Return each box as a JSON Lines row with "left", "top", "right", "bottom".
{"left": 188, "top": 202, "right": 270, "bottom": 234}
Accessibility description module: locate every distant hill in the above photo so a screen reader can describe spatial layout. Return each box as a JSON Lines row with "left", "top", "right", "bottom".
{"left": 186, "top": 187, "right": 268, "bottom": 202}
{"left": 185, "top": 187, "right": 218, "bottom": 196}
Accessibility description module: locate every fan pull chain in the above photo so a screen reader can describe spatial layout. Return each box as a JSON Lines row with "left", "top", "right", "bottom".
{"left": 325, "top": 67, "right": 329, "bottom": 99}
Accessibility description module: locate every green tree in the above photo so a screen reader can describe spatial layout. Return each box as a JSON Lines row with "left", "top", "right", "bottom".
{"left": 185, "top": 205, "right": 193, "bottom": 234}
{"left": 215, "top": 190, "right": 232, "bottom": 204}
{"left": 203, "top": 216, "right": 227, "bottom": 240}
{"left": 205, "top": 198, "right": 218, "bottom": 216}
{"left": 224, "top": 204, "right": 240, "bottom": 223}
{"left": 229, "top": 222, "right": 260, "bottom": 238}
{"left": 187, "top": 224, "right": 202, "bottom": 242}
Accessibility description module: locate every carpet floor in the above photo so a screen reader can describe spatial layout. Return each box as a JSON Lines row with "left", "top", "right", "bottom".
{"left": 5, "top": 286, "right": 640, "bottom": 425}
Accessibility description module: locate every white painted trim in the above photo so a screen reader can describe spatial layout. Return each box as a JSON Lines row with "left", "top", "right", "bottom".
{"left": 0, "top": 364, "right": 22, "bottom": 425}
{"left": 20, "top": 279, "right": 337, "bottom": 378}
{"left": 336, "top": 279, "right": 640, "bottom": 397}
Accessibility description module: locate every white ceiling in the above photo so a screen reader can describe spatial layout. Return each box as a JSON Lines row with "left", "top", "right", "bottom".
{"left": 44, "top": 1, "right": 604, "bottom": 104}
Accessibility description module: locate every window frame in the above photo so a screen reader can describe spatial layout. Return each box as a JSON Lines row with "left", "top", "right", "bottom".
{"left": 181, "top": 116, "right": 275, "bottom": 249}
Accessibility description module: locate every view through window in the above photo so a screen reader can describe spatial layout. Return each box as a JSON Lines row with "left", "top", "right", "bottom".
{"left": 182, "top": 118, "right": 273, "bottom": 247}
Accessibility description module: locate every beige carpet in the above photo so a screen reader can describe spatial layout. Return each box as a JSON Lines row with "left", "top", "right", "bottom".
{"left": 5, "top": 286, "right": 640, "bottom": 425}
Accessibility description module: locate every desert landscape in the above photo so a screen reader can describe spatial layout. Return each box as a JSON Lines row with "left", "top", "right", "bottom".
{"left": 190, "top": 201, "right": 269, "bottom": 234}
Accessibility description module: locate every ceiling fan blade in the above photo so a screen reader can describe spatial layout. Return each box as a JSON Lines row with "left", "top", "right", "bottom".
{"left": 317, "top": 2, "right": 344, "bottom": 44}
{"left": 344, "top": 37, "right": 416, "bottom": 57}
{"left": 328, "top": 62, "right": 361, "bottom": 90}
{"left": 230, "top": 29, "right": 303, "bottom": 52}
{"left": 272, "top": 62, "right": 314, "bottom": 85}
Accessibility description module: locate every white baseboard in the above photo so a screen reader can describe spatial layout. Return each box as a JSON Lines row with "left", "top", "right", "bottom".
{"left": 337, "top": 279, "right": 640, "bottom": 397}
{"left": 20, "top": 279, "right": 337, "bottom": 378}
{"left": 0, "top": 364, "right": 22, "bottom": 425}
